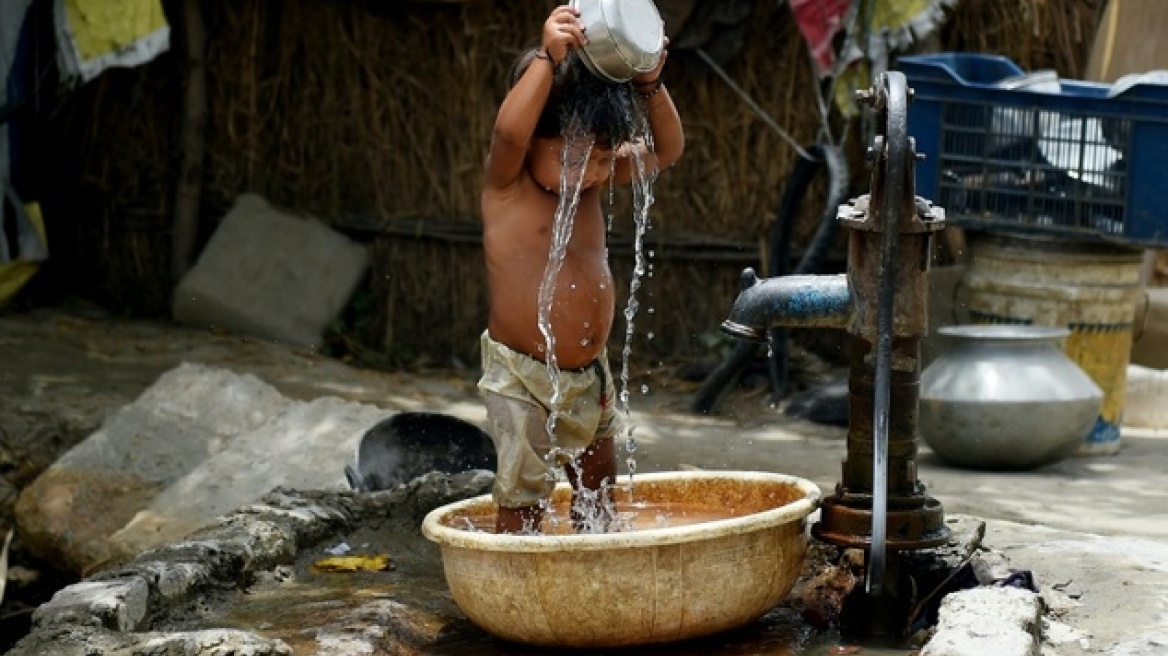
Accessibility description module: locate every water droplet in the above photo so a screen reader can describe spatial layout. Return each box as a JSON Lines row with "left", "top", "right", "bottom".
{"left": 640, "top": 384, "right": 649, "bottom": 394}
{"left": 646, "top": 332, "right": 655, "bottom": 340}
{"left": 580, "top": 338, "right": 589, "bottom": 346}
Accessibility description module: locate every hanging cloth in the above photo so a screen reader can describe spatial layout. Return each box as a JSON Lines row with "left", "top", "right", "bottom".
{"left": 53, "top": 0, "right": 169, "bottom": 85}
{"left": 791, "top": 0, "right": 959, "bottom": 115}
{"left": 789, "top": 0, "right": 853, "bottom": 77}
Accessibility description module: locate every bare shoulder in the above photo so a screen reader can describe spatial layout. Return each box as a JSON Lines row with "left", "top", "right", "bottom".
{"left": 482, "top": 174, "right": 545, "bottom": 230}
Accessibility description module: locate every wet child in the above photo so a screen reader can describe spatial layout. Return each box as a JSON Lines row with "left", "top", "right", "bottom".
{"left": 479, "top": 4, "right": 684, "bottom": 533}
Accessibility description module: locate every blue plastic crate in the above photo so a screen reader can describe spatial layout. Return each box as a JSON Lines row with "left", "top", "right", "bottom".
{"left": 898, "top": 53, "right": 1168, "bottom": 248}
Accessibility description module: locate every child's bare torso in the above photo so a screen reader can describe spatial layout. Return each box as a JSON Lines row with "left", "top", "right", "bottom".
{"left": 483, "top": 175, "right": 615, "bottom": 370}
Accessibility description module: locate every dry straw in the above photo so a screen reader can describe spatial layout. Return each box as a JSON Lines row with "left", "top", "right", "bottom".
{"left": 51, "top": 0, "right": 1103, "bottom": 366}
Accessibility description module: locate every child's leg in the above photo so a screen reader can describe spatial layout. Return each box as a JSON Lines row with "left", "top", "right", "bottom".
{"left": 565, "top": 436, "right": 616, "bottom": 531}
{"left": 496, "top": 505, "right": 544, "bottom": 534}
{"left": 567, "top": 436, "right": 616, "bottom": 490}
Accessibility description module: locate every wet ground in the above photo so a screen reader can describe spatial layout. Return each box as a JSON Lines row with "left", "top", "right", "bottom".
{"left": 3, "top": 303, "right": 1168, "bottom": 653}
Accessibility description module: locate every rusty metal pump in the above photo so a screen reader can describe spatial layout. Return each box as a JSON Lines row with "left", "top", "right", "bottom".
{"left": 720, "top": 71, "right": 950, "bottom": 620}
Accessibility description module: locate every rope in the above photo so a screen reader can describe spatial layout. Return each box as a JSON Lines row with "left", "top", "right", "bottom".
{"left": 695, "top": 48, "right": 815, "bottom": 161}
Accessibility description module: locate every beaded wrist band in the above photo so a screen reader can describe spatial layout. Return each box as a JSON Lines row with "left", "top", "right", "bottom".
{"left": 634, "top": 78, "right": 663, "bottom": 99}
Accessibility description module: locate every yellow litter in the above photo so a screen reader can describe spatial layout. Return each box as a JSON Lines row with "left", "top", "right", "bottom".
{"left": 311, "top": 554, "right": 394, "bottom": 573}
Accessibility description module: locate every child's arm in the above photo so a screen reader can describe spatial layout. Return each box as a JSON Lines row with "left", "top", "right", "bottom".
{"left": 614, "top": 41, "right": 685, "bottom": 184}
{"left": 484, "top": 6, "right": 586, "bottom": 192}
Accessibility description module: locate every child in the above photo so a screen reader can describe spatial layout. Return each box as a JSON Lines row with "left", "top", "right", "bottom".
{"left": 478, "top": 4, "right": 684, "bottom": 534}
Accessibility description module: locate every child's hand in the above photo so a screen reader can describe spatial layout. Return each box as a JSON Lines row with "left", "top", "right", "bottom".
{"left": 631, "top": 36, "right": 669, "bottom": 86}
{"left": 542, "top": 5, "right": 587, "bottom": 66}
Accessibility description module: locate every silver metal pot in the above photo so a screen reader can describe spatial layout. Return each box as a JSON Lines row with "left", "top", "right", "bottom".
{"left": 919, "top": 325, "right": 1103, "bottom": 470}
{"left": 571, "top": 0, "right": 663, "bottom": 83}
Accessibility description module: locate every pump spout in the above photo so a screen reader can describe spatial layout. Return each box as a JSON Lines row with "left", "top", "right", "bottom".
{"left": 720, "top": 268, "right": 851, "bottom": 341}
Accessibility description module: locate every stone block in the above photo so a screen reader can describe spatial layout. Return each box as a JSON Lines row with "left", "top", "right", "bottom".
{"left": 15, "top": 363, "right": 290, "bottom": 575}
{"left": 921, "top": 586, "right": 1042, "bottom": 656}
{"left": 33, "top": 579, "right": 149, "bottom": 632}
{"left": 173, "top": 193, "right": 369, "bottom": 350}
{"left": 1124, "top": 364, "right": 1168, "bottom": 428}
{"left": 110, "top": 396, "right": 393, "bottom": 554}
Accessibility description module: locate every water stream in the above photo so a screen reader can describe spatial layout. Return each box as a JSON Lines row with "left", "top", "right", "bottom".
{"left": 535, "top": 117, "right": 591, "bottom": 466}
{"left": 534, "top": 97, "right": 656, "bottom": 528}
{"left": 617, "top": 120, "right": 657, "bottom": 498}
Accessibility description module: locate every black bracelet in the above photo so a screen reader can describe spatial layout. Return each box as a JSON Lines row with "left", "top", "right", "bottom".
{"left": 534, "top": 49, "right": 559, "bottom": 71}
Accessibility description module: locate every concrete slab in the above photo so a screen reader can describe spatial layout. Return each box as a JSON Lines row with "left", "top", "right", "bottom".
{"left": 110, "top": 394, "right": 394, "bottom": 555}
{"left": 13, "top": 363, "right": 292, "bottom": 574}
{"left": 173, "top": 193, "right": 369, "bottom": 350}
{"left": 14, "top": 361, "right": 399, "bottom": 574}
{"left": 922, "top": 586, "right": 1042, "bottom": 656}
{"left": 984, "top": 519, "right": 1168, "bottom": 656}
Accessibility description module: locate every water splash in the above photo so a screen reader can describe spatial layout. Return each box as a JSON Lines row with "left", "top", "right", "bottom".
{"left": 570, "top": 483, "right": 622, "bottom": 534}
{"left": 606, "top": 159, "right": 617, "bottom": 232}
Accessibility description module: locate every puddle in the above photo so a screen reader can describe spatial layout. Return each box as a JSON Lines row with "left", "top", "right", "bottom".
{"left": 208, "top": 573, "right": 917, "bottom": 655}
{"left": 192, "top": 527, "right": 917, "bottom": 656}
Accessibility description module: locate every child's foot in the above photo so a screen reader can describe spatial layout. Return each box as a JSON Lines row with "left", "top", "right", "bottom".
{"left": 496, "top": 505, "right": 542, "bottom": 534}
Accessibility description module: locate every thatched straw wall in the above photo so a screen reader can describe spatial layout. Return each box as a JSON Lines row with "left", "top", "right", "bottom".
{"left": 41, "top": 0, "right": 1103, "bottom": 367}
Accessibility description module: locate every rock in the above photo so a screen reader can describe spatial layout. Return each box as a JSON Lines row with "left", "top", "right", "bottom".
{"left": 14, "top": 362, "right": 403, "bottom": 575}
{"left": 8, "top": 474, "right": 493, "bottom": 656}
{"left": 32, "top": 578, "right": 150, "bottom": 632}
{"left": 8, "top": 626, "right": 292, "bottom": 656}
{"left": 1124, "top": 364, "right": 1168, "bottom": 429}
{"left": 15, "top": 470, "right": 159, "bottom": 575}
{"left": 920, "top": 586, "right": 1042, "bottom": 656}
{"left": 15, "top": 364, "right": 290, "bottom": 575}
{"left": 110, "top": 395, "right": 393, "bottom": 556}
{"left": 172, "top": 193, "right": 370, "bottom": 350}
{"left": 122, "top": 629, "right": 294, "bottom": 655}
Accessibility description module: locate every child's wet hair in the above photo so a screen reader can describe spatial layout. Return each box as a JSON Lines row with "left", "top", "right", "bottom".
{"left": 509, "top": 48, "right": 638, "bottom": 147}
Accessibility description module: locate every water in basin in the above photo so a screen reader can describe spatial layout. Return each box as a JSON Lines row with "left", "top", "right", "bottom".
{"left": 454, "top": 499, "right": 755, "bottom": 534}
